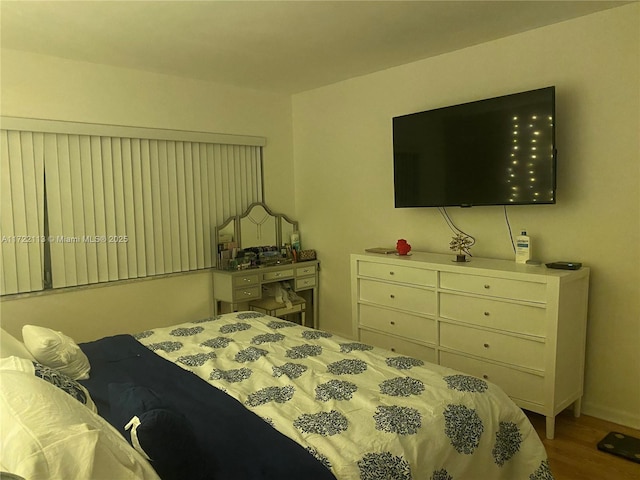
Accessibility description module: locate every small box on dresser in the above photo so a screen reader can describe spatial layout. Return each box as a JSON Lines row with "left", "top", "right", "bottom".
{"left": 351, "top": 252, "right": 589, "bottom": 439}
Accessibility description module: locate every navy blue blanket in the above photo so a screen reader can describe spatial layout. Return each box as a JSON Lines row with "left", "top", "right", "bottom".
{"left": 80, "top": 334, "right": 336, "bottom": 480}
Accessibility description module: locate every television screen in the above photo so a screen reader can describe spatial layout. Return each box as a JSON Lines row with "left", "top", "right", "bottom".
{"left": 393, "top": 86, "right": 556, "bottom": 207}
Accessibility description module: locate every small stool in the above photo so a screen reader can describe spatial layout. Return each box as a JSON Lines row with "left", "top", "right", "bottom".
{"left": 248, "top": 296, "right": 306, "bottom": 326}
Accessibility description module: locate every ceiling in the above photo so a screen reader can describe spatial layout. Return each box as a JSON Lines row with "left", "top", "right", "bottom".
{"left": 1, "top": 1, "right": 630, "bottom": 94}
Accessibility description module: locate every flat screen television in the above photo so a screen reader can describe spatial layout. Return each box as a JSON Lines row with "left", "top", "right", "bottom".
{"left": 393, "top": 86, "right": 556, "bottom": 207}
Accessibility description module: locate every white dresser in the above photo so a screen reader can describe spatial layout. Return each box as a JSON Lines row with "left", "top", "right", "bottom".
{"left": 351, "top": 252, "right": 589, "bottom": 439}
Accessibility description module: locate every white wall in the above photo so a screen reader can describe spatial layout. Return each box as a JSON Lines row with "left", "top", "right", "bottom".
{"left": 0, "top": 49, "right": 295, "bottom": 340}
{"left": 0, "top": 272, "right": 213, "bottom": 343}
{"left": 292, "top": 4, "right": 639, "bottom": 427}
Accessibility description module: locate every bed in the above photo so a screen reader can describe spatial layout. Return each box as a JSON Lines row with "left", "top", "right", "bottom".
{"left": 1, "top": 312, "right": 554, "bottom": 480}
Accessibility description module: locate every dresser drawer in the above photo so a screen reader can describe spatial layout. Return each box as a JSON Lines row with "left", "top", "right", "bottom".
{"left": 440, "top": 271, "right": 546, "bottom": 303}
{"left": 359, "top": 279, "right": 436, "bottom": 315}
{"left": 263, "top": 269, "right": 294, "bottom": 281}
{"left": 232, "top": 274, "right": 260, "bottom": 288}
{"left": 296, "top": 264, "right": 317, "bottom": 277}
{"left": 440, "top": 322, "right": 544, "bottom": 371}
{"left": 358, "top": 261, "right": 436, "bottom": 287}
{"left": 360, "top": 329, "right": 436, "bottom": 363}
{"left": 232, "top": 285, "right": 261, "bottom": 302}
{"left": 359, "top": 304, "right": 436, "bottom": 344}
{"left": 439, "top": 292, "right": 546, "bottom": 336}
{"left": 295, "top": 276, "right": 316, "bottom": 290}
{"left": 440, "top": 351, "right": 544, "bottom": 405}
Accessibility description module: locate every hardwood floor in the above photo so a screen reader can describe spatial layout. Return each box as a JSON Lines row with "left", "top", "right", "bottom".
{"left": 526, "top": 410, "right": 640, "bottom": 480}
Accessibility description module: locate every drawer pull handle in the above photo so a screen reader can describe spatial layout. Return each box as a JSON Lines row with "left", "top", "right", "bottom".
{"left": 389, "top": 271, "right": 395, "bottom": 275}
{"left": 390, "top": 294, "right": 395, "bottom": 299}
{"left": 390, "top": 347, "right": 396, "bottom": 352}
{"left": 483, "top": 374, "right": 489, "bottom": 380}
{"left": 390, "top": 321, "right": 396, "bottom": 325}
{"left": 483, "top": 343, "right": 490, "bottom": 348}
{"left": 484, "top": 311, "right": 490, "bottom": 316}
{"left": 243, "top": 291, "right": 253, "bottom": 296}
{"left": 484, "top": 284, "right": 491, "bottom": 289}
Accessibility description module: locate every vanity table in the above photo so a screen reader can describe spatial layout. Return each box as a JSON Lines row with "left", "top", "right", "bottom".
{"left": 212, "top": 203, "right": 319, "bottom": 328}
{"left": 212, "top": 261, "right": 319, "bottom": 328}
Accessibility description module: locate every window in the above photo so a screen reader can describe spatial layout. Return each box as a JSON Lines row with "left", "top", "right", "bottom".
{"left": 0, "top": 117, "right": 265, "bottom": 294}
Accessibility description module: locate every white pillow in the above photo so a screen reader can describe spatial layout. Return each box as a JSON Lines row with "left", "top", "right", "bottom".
{"left": 0, "top": 328, "right": 35, "bottom": 360}
{"left": 0, "top": 369, "right": 161, "bottom": 480}
{"left": 0, "top": 356, "right": 97, "bottom": 413}
{"left": 21, "top": 325, "right": 90, "bottom": 380}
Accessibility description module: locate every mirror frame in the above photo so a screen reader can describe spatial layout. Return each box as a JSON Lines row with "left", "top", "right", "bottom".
{"left": 238, "top": 202, "right": 278, "bottom": 249}
{"left": 215, "top": 202, "right": 299, "bottom": 268}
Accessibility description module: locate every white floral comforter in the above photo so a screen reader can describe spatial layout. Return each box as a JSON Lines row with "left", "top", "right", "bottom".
{"left": 136, "top": 311, "right": 553, "bottom": 480}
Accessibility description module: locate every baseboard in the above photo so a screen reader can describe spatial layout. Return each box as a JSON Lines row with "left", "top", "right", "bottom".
{"left": 582, "top": 401, "right": 640, "bottom": 430}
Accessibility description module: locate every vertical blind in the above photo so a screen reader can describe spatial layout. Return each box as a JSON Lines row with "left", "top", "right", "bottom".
{"left": 0, "top": 118, "right": 265, "bottom": 294}
{"left": 0, "top": 130, "right": 46, "bottom": 294}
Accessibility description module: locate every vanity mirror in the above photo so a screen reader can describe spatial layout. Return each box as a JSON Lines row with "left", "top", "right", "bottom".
{"left": 215, "top": 202, "right": 299, "bottom": 269}
{"left": 240, "top": 203, "right": 277, "bottom": 248}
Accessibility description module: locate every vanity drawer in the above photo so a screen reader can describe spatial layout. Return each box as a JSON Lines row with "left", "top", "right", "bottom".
{"left": 358, "top": 261, "right": 436, "bottom": 287}
{"left": 440, "top": 271, "right": 546, "bottom": 303}
{"left": 440, "top": 351, "right": 544, "bottom": 405}
{"left": 232, "top": 274, "right": 260, "bottom": 288}
{"left": 296, "top": 264, "right": 317, "bottom": 277}
{"left": 232, "top": 285, "right": 261, "bottom": 302}
{"left": 263, "top": 269, "right": 294, "bottom": 281}
{"left": 295, "top": 276, "right": 316, "bottom": 290}
{"left": 359, "top": 304, "right": 436, "bottom": 344}
{"left": 359, "top": 279, "right": 436, "bottom": 315}
{"left": 360, "top": 329, "right": 436, "bottom": 363}
{"left": 440, "top": 322, "right": 544, "bottom": 371}
{"left": 439, "top": 292, "right": 546, "bottom": 337}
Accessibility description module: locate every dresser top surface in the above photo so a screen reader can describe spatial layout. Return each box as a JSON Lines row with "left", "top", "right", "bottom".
{"left": 352, "top": 252, "right": 589, "bottom": 280}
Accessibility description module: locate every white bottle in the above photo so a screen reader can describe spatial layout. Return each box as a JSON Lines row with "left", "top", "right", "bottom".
{"left": 290, "top": 231, "right": 300, "bottom": 252}
{"left": 515, "top": 230, "right": 531, "bottom": 264}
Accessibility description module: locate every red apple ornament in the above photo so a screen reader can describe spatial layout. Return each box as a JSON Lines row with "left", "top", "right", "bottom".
{"left": 396, "top": 239, "right": 411, "bottom": 255}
